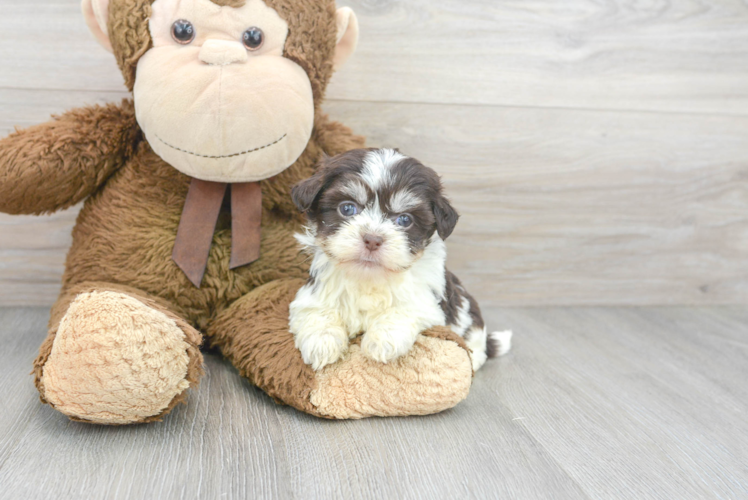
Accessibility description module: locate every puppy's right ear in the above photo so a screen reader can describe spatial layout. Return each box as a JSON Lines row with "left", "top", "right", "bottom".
{"left": 292, "top": 170, "right": 326, "bottom": 213}
{"left": 434, "top": 193, "right": 460, "bottom": 240}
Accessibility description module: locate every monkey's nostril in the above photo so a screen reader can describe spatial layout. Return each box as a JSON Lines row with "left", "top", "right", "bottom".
{"left": 363, "top": 234, "right": 384, "bottom": 251}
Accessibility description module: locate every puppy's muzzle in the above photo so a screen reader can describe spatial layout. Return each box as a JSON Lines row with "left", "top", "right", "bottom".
{"left": 363, "top": 234, "right": 383, "bottom": 252}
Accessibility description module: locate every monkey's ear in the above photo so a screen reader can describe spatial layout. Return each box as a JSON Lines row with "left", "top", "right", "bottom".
{"left": 434, "top": 194, "right": 460, "bottom": 240}
{"left": 292, "top": 171, "right": 327, "bottom": 214}
{"left": 333, "top": 7, "right": 359, "bottom": 70}
{"left": 82, "top": 0, "right": 113, "bottom": 53}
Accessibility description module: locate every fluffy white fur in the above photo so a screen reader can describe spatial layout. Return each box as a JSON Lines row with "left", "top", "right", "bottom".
{"left": 450, "top": 296, "right": 473, "bottom": 336}
{"left": 388, "top": 189, "right": 421, "bottom": 214}
{"left": 340, "top": 180, "right": 368, "bottom": 206}
{"left": 360, "top": 148, "right": 404, "bottom": 190}
{"left": 291, "top": 228, "right": 448, "bottom": 370}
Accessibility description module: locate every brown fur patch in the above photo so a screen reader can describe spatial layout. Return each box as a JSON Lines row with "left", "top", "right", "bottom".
{"left": 420, "top": 325, "right": 471, "bottom": 354}
{"left": 206, "top": 278, "right": 323, "bottom": 416}
{"left": 108, "top": 0, "right": 153, "bottom": 91}
{"left": 262, "top": 0, "right": 337, "bottom": 104}
{"left": 0, "top": 99, "right": 140, "bottom": 215}
{"left": 440, "top": 270, "right": 485, "bottom": 333}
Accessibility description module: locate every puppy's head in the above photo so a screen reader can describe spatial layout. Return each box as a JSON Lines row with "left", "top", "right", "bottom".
{"left": 292, "top": 148, "right": 459, "bottom": 273}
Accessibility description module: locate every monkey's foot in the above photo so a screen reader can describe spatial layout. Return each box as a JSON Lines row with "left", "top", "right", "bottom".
{"left": 312, "top": 329, "right": 473, "bottom": 418}
{"left": 39, "top": 290, "right": 203, "bottom": 425}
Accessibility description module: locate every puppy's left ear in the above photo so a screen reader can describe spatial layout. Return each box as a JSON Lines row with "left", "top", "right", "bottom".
{"left": 292, "top": 170, "right": 326, "bottom": 213}
{"left": 434, "top": 194, "right": 460, "bottom": 240}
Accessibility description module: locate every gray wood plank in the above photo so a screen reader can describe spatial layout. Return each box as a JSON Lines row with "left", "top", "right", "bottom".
{"left": 481, "top": 307, "right": 748, "bottom": 500}
{"left": 2, "top": 90, "right": 747, "bottom": 306}
{"left": 1, "top": 0, "right": 747, "bottom": 114}
{"left": 333, "top": 0, "right": 748, "bottom": 115}
{"left": 1, "top": 306, "right": 747, "bottom": 499}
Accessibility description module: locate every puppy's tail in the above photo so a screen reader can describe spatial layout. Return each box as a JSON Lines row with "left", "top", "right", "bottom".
{"left": 487, "top": 330, "right": 513, "bottom": 358}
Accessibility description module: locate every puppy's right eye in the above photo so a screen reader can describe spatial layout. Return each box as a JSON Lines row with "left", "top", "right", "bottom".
{"left": 338, "top": 202, "right": 359, "bottom": 217}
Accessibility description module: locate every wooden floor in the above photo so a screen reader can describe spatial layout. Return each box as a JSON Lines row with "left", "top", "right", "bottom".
{"left": 1, "top": 306, "right": 746, "bottom": 500}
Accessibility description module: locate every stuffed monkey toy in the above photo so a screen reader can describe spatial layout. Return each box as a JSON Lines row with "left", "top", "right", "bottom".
{"left": 0, "top": 0, "right": 474, "bottom": 424}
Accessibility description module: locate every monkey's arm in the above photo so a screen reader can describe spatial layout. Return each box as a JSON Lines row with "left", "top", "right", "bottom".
{"left": 0, "top": 99, "right": 140, "bottom": 215}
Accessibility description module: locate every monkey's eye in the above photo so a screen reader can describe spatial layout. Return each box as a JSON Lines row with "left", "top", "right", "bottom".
{"left": 172, "top": 20, "right": 195, "bottom": 45}
{"left": 338, "top": 202, "right": 359, "bottom": 218}
{"left": 395, "top": 214, "right": 413, "bottom": 228}
{"left": 242, "top": 27, "right": 264, "bottom": 51}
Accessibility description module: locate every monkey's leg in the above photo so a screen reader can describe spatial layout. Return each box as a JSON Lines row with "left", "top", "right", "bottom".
{"left": 34, "top": 282, "right": 203, "bottom": 425}
{"left": 207, "top": 278, "right": 474, "bottom": 419}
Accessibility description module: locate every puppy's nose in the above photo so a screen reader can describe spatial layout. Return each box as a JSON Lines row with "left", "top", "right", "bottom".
{"left": 199, "top": 40, "right": 248, "bottom": 66}
{"left": 363, "top": 234, "right": 384, "bottom": 252}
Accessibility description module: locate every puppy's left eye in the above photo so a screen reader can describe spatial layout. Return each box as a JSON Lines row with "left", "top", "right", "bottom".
{"left": 339, "top": 202, "right": 359, "bottom": 217}
{"left": 395, "top": 214, "right": 413, "bottom": 228}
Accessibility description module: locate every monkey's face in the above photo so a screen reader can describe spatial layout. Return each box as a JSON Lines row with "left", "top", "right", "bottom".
{"left": 131, "top": 0, "right": 314, "bottom": 183}
{"left": 133, "top": 0, "right": 314, "bottom": 182}
{"left": 83, "top": 0, "right": 358, "bottom": 182}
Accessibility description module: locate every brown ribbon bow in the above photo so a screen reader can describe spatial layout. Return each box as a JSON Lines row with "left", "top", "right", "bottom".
{"left": 172, "top": 178, "right": 262, "bottom": 287}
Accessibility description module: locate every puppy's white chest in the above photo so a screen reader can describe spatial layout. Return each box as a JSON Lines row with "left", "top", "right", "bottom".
{"left": 356, "top": 293, "right": 388, "bottom": 313}
{"left": 343, "top": 280, "right": 398, "bottom": 332}
{"left": 341, "top": 275, "right": 444, "bottom": 335}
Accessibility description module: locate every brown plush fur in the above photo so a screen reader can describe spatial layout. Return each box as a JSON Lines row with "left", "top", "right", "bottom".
{"left": 0, "top": 0, "right": 473, "bottom": 423}
{"left": 108, "top": 0, "right": 153, "bottom": 91}
{"left": 56, "top": 112, "right": 363, "bottom": 333}
{"left": 0, "top": 100, "right": 140, "bottom": 215}
{"left": 207, "top": 278, "right": 323, "bottom": 416}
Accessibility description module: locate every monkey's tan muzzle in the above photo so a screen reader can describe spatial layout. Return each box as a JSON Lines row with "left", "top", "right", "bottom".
{"left": 199, "top": 40, "right": 248, "bottom": 66}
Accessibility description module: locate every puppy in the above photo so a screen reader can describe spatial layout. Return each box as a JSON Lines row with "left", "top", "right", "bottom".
{"left": 289, "top": 148, "right": 512, "bottom": 371}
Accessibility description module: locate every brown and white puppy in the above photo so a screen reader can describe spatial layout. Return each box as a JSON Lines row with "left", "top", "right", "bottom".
{"left": 290, "top": 148, "right": 512, "bottom": 371}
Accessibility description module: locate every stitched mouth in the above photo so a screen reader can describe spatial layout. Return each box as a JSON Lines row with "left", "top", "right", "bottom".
{"left": 155, "top": 133, "right": 287, "bottom": 159}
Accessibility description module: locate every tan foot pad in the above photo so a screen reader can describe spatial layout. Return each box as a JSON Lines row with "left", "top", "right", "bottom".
{"left": 42, "top": 291, "right": 192, "bottom": 424}
{"left": 310, "top": 335, "right": 473, "bottom": 419}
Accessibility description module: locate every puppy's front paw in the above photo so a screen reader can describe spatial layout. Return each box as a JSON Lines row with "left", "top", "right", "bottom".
{"left": 297, "top": 327, "right": 349, "bottom": 371}
{"left": 361, "top": 327, "right": 417, "bottom": 364}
